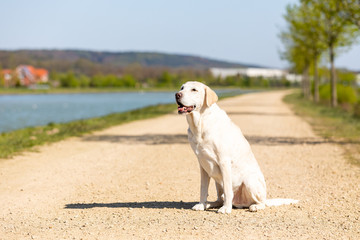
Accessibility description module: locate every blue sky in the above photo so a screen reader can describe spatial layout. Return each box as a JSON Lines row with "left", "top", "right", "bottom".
{"left": 0, "top": 0, "right": 359, "bottom": 70}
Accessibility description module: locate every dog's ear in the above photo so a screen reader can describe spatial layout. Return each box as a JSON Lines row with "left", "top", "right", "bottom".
{"left": 205, "top": 86, "right": 218, "bottom": 107}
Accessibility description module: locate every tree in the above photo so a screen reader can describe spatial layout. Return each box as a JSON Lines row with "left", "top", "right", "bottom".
{"left": 280, "top": 34, "right": 311, "bottom": 98}
{"left": 297, "top": 2, "right": 328, "bottom": 102}
{"left": 307, "top": 0, "right": 359, "bottom": 107}
{"left": 282, "top": 0, "right": 359, "bottom": 106}
{"left": 60, "top": 71, "right": 79, "bottom": 88}
{"left": 157, "top": 71, "right": 173, "bottom": 88}
{"left": 280, "top": 3, "right": 324, "bottom": 99}
{"left": 122, "top": 74, "right": 136, "bottom": 88}
{"left": 337, "top": 69, "right": 356, "bottom": 85}
{"left": 338, "top": 0, "right": 360, "bottom": 29}
{"left": 78, "top": 75, "right": 90, "bottom": 88}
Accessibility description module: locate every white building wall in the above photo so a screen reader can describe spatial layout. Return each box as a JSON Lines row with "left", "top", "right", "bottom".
{"left": 210, "top": 67, "right": 302, "bottom": 83}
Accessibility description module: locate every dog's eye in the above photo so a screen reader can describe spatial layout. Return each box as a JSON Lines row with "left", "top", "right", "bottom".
{"left": 192, "top": 88, "right": 198, "bottom": 92}
{"left": 180, "top": 86, "right": 184, "bottom": 90}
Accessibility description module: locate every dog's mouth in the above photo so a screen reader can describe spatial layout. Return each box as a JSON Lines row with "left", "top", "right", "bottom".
{"left": 177, "top": 103, "right": 196, "bottom": 114}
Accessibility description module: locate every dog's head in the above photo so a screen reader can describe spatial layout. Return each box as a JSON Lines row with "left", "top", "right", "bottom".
{"left": 175, "top": 81, "right": 218, "bottom": 115}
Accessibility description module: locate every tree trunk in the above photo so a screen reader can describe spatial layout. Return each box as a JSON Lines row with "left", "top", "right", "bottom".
{"left": 313, "top": 56, "right": 319, "bottom": 103}
{"left": 302, "top": 64, "right": 311, "bottom": 99}
{"left": 329, "top": 46, "right": 337, "bottom": 107}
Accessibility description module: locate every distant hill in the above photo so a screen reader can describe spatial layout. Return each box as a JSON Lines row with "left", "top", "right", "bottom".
{"left": 0, "top": 49, "right": 260, "bottom": 74}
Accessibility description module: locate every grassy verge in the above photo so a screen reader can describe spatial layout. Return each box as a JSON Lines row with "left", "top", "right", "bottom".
{"left": 0, "top": 90, "right": 249, "bottom": 159}
{"left": 0, "top": 104, "right": 176, "bottom": 159}
{"left": 283, "top": 91, "right": 360, "bottom": 166}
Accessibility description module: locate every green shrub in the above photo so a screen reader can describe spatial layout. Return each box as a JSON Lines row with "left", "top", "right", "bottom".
{"left": 60, "top": 71, "right": 80, "bottom": 88}
{"left": 319, "top": 84, "right": 331, "bottom": 101}
{"left": 337, "top": 85, "right": 357, "bottom": 104}
{"left": 354, "top": 102, "right": 360, "bottom": 118}
{"left": 319, "top": 84, "right": 357, "bottom": 104}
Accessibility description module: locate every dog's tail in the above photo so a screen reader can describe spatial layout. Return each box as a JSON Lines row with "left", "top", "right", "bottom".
{"left": 265, "top": 198, "right": 299, "bottom": 207}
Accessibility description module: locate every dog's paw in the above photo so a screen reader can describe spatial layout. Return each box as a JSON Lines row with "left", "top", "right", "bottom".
{"left": 217, "top": 205, "right": 232, "bottom": 214}
{"left": 192, "top": 203, "right": 205, "bottom": 211}
{"left": 249, "top": 203, "right": 265, "bottom": 212}
{"left": 249, "top": 205, "right": 258, "bottom": 212}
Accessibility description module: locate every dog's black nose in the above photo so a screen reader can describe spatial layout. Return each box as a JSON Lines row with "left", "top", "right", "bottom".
{"left": 175, "top": 92, "right": 182, "bottom": 99}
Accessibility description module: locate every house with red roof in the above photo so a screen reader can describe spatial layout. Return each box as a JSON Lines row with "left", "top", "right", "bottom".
{"left": 1, "top": 65, "right": 48, "bottom": 87}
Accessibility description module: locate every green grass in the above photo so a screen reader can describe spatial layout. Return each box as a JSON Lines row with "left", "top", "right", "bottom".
{"left": 0, "top": 90, "right": 249, "bottom": 159}
{"left": 283, "top": 91, "right": 360, "bottom": 166}
{"left": 0, "top": 104, "right": 176, "bottom": 159}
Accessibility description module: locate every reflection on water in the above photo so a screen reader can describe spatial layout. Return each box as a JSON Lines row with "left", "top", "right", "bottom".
{"left": 0, "top": 89, "right": 249, "bottom": 133}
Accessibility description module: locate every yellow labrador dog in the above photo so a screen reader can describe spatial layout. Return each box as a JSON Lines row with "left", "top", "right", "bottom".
{"left": 175, "top": 81, "right": 298, "bottom": 214}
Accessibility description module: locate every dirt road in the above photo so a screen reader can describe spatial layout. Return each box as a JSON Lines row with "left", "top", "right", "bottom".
{"left": 0, "top": 90, "right": 359, "bottom": 239}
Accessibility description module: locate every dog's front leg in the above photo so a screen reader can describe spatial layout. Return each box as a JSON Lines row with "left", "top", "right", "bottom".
{"left": 205, "top": 182, "right": 224, "bottom": 209}
{"left": 192, "top": 166, "right": 210, "bottom": 211}
{"left": 217, "top": 160, "right": 233, "bottom": 214}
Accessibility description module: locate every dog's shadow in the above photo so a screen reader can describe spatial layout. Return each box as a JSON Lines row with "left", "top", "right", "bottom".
{"left": 64, "top": 201, "right": 254, "bottom": 213}
{"left": 65, "top": 201, "right": 197, "bottom": 210}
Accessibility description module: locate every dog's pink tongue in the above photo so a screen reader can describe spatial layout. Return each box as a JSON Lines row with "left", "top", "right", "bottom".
{"left": 178, "top": 106, "right": 186, "bottom": 112}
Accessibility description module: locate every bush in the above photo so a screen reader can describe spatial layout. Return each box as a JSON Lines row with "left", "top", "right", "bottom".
{"left": 354, "top": 102, "right": 360, "bottom": 118}
{"left": 122, "top": 74, "right": 136, "bottom": 88}
{"left": 78, "top": 75, "right": 90, "bottom": 87}
{"left": 319, "top": 84, "right": 331, "bottom": 101}
{"left": 319, "top": 84, "right": 357, "bottom": 104}
{"left": 60, "top": 72, "right": 79, "bottom": 88}
{"left": 337, "top": 85, "right": 357, "bottom": 104}
{"left": 90, "top": 75, "right": 103, "bottom": 87}
{"left": 156, "top": 71, "right": 173, "bottom": 88}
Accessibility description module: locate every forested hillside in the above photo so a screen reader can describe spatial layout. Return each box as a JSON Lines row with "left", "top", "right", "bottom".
{"left": 0, "top": 50, "right": 257, "bottom": 75}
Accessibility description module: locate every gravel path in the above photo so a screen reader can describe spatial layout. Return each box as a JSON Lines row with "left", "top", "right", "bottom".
{"left": 0, "top": 90, "right": 359, "bottom": 239}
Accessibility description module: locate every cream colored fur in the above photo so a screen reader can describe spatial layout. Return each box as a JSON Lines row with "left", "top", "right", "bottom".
{"left": 176, "top": 81, "right": 298, "bottom": 214}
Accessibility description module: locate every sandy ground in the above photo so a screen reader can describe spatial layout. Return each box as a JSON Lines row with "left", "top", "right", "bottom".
{"left": 0, "top": 90, "right": 359, "bottom": 240}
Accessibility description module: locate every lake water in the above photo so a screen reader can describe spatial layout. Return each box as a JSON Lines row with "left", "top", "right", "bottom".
{"left": 0, "top": 89, "right": 249, "bottom": 133}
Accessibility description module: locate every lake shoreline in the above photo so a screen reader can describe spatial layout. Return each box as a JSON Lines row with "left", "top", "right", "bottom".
{"left": 0, "top": 86, "right": 260, "bottom": 95}
{"left": 0, "top": 87, "right": 178, "bottom": 96}
{"left": 0, "top": 90, "right": 250, "bottom": 158}
{"left": 0, "top": 103, "right": 176, "bottom": 159}
{"left": 1, "top": 89, "right": 253, "bottom": 133}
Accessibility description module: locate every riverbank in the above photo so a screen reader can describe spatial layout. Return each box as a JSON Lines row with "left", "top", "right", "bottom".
{"left": 0, "top": 87, "right": 175, "bottom": 95}
{"left": 0, "top": 89, "right": 250, "bottom": 158}
{"left": 0, "top": 103, "right": 175, "bottom": 159}
{"left": 0, "top": 86, "right": 264, "bottom": 95}
{"left": 0, "top": 88, "right": 253, "bottom": 132}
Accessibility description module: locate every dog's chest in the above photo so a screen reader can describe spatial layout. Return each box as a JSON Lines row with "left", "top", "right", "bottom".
{"left": 188, "top": 129, "right": 221, "bottom": 178}
{"left": 194, "top": 139, "right": 216, "bottom": 159}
